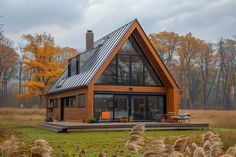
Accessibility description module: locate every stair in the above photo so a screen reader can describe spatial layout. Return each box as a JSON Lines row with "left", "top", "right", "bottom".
{"left": 40, "top": 123, "right": 67, "bottom": 133}
{"left": 40, "top": 122, "right": 209, "bottom": 133}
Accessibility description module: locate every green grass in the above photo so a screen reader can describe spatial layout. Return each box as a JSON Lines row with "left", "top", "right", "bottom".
{"left": 16, "top": 127, "right": 210, "bottom": 156}
{"left": 1, "top": 120, "right": 236, "bottom": 156}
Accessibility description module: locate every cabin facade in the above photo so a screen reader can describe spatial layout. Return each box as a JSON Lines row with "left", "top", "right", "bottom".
{"left": 46, "top": 19, "right": 180, "bottom": 123}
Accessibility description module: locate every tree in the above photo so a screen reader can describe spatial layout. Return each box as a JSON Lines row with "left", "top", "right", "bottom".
{"left": 214, "top": 39, "right": 236, "bottom": 109}
{"left": 195, "top": 42, "right": 217, "bottom": 109}
{"left": 0, "top": 34, "right": 18, "bottom": 107}
{"left": 176, "top": 33, "right": 201, "bottom": 109}
{"left": 17, "top": 33, "right": 63, "bottom": 107}
{"left": 57, "top": 47, "right": 79, "bottom": 69}
{"left": 149, "top": 32, "right": 179, "bottom": 70}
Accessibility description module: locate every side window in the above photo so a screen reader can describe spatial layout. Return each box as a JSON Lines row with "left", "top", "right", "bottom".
{"left": 68, "top": 64, "right": 71, "bottom": 77}
{"left": 65, "top": 96, "right": 76, "bottom": 107}
{"left": 50, "top": 99, "right": 58, "bottom": 108}
{"left": 78, "top": 94, "right": 85, "bottom": 107}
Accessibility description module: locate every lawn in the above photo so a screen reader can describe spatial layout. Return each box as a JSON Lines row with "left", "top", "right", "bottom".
{"left": 16, "top": 127, "right": 209, "bottom": 156}
{"left": 1, "top": 120, "right": 235, "bottom": 156}
{"left": 1, "top": 108, "right": 236, "bottom": 156}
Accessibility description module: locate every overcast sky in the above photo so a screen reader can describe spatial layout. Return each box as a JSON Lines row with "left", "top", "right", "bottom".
{"left": 1, "top": 0, "right": 236, "bottom": 50}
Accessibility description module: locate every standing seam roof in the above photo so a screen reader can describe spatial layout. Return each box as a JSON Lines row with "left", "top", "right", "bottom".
{"left": 47, "top": 20, "right": 135, "bottom": 94}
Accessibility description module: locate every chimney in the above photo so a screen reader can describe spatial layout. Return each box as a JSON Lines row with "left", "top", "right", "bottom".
{"left": 86, "top": 30, "right": 94, "bottom": 51}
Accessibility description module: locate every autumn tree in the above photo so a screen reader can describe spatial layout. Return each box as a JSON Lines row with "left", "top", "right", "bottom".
{"left": 214, "top": 38, "right": 236, "bottom": 109}
{"left": 17, "top": 33, "right": 63, "bottom": 107}
{"left": 195, "top": 42, "right": 216, "bottom": 109}
{"left": 149, "top": 32, "right": 179, "bottom": 71}
{"left": 0, "top": 34, "right": 18, "bottom": 107}
{"left": 56, "top": 47, "right": 79, "bottom": 69}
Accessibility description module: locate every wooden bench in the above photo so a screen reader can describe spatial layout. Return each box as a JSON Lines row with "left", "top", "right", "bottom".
{"left": 170, "top": 116, "right": 191, "bottom": 123}
{"left": 166, "top": 112, "right": 191, "bottom": 123}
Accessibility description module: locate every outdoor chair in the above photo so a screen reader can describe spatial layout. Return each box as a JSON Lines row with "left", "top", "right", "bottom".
{"left": 99, "top": 111, "right": 111, "bottom": 122}
{"left": 168, "top": 112, "right": 191, "bottom": 123}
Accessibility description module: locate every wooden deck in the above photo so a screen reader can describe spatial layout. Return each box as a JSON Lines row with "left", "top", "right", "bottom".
{"left": 40, "top": 122, "right": 209, "bottom": 133}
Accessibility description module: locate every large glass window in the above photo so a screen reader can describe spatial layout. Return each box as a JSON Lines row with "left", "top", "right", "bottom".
{"left": 131, "top": 96, "right": 146, "bottom": 120}
{"left": 96, "top": 35, "right": 163, "bottom": 86}
{"left": 114, "top": 95, "right": 129, "bottom": 119}
{"left": 94, "top": 94, "right": 113, "bottom": 121}
{"left": 144, "top": 59, "right": 163, "bottom": 86}
{"left": 94, "top": 94, "right": 165, "bottom": 122}
{"left": 117, "top": 55, "right": 129, "bottom": 85}
{"left": 146, "top": 96, "right": 164, "bottom": 120}
{"left": 96, "top": 57, "right": 116, "bottom": 84}
{"left": 131, "top": 56, "right": 143, "bottom": 85}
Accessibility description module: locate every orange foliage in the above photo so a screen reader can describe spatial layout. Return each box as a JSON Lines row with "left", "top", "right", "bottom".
{"left": 17, "top": 33, "right": 63, "bottom": 100}
{"left": 57, "top": 47, "right": 79, "bottom": 68}
{"left": 149, "top": 31, "right": 179, "bottom": 69}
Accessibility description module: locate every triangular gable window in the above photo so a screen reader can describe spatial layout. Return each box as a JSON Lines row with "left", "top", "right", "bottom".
{"left": 96, "top": 35, "right": 163, "bottom": 86}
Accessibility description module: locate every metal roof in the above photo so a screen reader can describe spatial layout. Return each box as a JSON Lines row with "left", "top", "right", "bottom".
{"left": 47, "top": 20, "right": 135, "bottom": 94}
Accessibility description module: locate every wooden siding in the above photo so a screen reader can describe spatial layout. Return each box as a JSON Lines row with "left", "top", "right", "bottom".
{"left": 47, "top": 87, "right": 90, "bottom": 122}
{"left": 89, "top": 20, "right": 179, "bottom": 115}
{"left": 94, "top": 85, "right": 166, "bottom": 93}
{"left": 47, "top": 20, "right": 180, "bottom": 122}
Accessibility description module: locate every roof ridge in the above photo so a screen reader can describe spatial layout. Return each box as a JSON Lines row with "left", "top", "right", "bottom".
{"left": 94, "top": 19, "right": 136, "bottom": 45}
{"left": 47, "top": 19, "right": 136, "bottom": 94}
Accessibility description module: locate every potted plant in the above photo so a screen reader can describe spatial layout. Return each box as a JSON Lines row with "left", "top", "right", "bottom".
{"left": 88, "top": 117, "right": 96, "bottom": 123}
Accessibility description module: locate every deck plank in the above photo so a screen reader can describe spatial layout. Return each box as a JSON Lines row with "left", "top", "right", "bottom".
{"left": 40, "top": 122, "right": 209, "bottom": 133}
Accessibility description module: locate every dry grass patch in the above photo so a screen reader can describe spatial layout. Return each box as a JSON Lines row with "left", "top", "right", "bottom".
{"left": 181, "top": 110, "right": 236, "bottom": 128}
{"left": 0, "top": 108, "right": 45, "bottom": 121}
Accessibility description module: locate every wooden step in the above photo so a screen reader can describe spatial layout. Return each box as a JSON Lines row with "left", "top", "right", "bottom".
{"left": 40, "top": 123, "right": 67, "bottom": 133}
{"left": 40, "top": 122, "right": 209, "bottom": 133}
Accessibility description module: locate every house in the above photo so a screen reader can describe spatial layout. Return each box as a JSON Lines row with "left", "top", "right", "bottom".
{"left": 46, "top": 19, "right": 180, "bottom": 123}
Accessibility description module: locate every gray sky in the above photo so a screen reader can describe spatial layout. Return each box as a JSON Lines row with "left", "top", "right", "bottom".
{"left": 1, "top": 0, "right": 236, "bottom": 50}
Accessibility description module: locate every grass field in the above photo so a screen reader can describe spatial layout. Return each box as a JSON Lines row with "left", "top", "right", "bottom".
{"left": 181, "top": 109, "right": 236, "bottom": 128}
{"left": 16, "top": 128, "right": 209, "bottom": 156}
{"left": 0, "top": 108, "right": 45, "bottom": 121}
{"left": 1, "top": 124, "right": 236, "bottom": 156}
{"left": 1, "top": 108, "right": 236, "bottom": 156}
{"left": 1, "top": 108, "right": 236, "bottom": 128}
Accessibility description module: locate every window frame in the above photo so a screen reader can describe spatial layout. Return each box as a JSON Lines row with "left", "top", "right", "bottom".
{"left": 50, "top": 98, "right": 58, "bottom": 108}
{"left": 64, "top": 96, "right": 76, "bottom": 108}
{"left": 96, "top": 35, "right": 163, "bottom": 87}
{"left": 77, "top": 94, "right": 86, "bottom": 108}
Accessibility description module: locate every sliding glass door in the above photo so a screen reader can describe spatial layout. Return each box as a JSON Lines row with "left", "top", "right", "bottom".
{"left": 114, "top": 95, "right": 129, "bottom": 120}
{"left": 131, "top": 96, "right": 146, "bottom": 120}
{"left": 146, "top": 96, "right": 164, "bottom": 120}
{"left": 94, "top": 93, "right": 165, "bottom": 122}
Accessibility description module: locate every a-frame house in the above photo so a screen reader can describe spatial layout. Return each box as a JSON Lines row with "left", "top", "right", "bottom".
{"left": 46, "top": 19, "right": 180, "bottom": 123}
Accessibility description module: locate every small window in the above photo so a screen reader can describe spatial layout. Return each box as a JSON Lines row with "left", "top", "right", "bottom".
{"left": 50, "top": 99, "right": 58, "bottom": 108}
{"left": 64, "top": 96, "right": 76, "bottom": 107}
{"left": 68, "top": 64, "right": 71, "bottom": 77}
{"left": 78, "top": 94, "right": 85, "bottom": 107}
{"left": 56, "top": 79, "right": 65, "bottom": 88}
{"left": 76, "top": 60, "right": 79, "bottom": 74}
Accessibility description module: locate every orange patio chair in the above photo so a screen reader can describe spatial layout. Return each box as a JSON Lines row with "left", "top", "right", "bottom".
{"left": 100, "top": 111, "right": 111, "bottom": 122}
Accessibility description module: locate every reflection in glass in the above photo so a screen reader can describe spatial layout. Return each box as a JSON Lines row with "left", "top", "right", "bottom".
{"left": 94, "top": 94, "right": 165, "bottom": 122}
{"left": 117, "top": 55, "right": 129, "bottom": 85}
{"left": 146, "top": 96, "right": 164, "bottom": 120}
{"left": 131, "top": 96, "right": 146, "bottom": 120}
{"left": 94, "top": 94, "right": 113, "bottom": 121}
{"left": 114, "top": 95, "right": 129, "bottom": 119}
{"left": 96, "top": 57, "right": 116, "bottom": 84}
{"left": 96, "top": 35, "right": 163, "bottom": 86}
{"left": 131, "top": 56, "right": 143, "bottom": 85}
